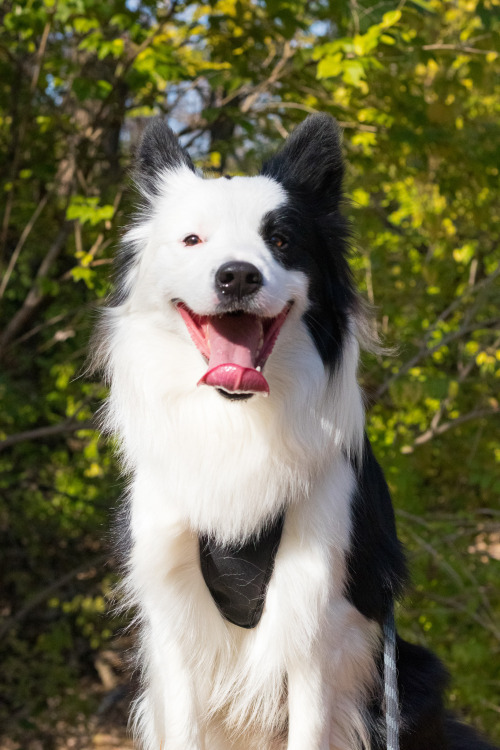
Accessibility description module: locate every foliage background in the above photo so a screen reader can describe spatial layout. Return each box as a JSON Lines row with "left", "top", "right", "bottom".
{"left": 1, "top": 0, "right": 499, "bottom": 747}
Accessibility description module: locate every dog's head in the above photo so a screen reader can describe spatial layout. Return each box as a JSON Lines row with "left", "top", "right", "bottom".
{"left": 117, "top": 114, "right": 357, "bottom": 400}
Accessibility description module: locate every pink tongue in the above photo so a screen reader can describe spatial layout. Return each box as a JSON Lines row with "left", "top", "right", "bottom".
{"left": 197, "top": 315, "right": 269, "bottom": 394}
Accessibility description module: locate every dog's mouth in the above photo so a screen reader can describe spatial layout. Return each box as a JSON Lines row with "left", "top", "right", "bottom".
{"left": 176, "top": 302, "right": 292, "bottom": 397}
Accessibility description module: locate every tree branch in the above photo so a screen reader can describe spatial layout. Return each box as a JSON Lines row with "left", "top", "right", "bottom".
{"left": 0, "top": 223, "right": 72, "bottom": 359}
{"left": 0, "top": 14, "right": 54, "bottom": 256}
{"left": 0, "top": 192, "right": 50, "bottom": 299}
{"left": 407, "top": 333, "right": 498, "bottom": 448}
{"left": 422, "top": 591, "right": 500, "bottom": 642}
{"left": 375, "top": 315, "right": 499, "bottom": 401}
{"left": 374, "top": 259, "right": 500, "bottom": 401}
{"left": 0, "top": 418, "right": 95, "bottom": 452}
{"left": 240, "top": 41, "right": 295, "bottom": 114}
{"left": 422, "top": 43, "right": 497, "bottom": 56}
{"left": 0, "top": 554, "right": 108, "bottom": 640}
{"left": 254, "top": 101, "right": 380, "bottom": 132}
{"left": 413, "top": 407, "right": 500, "bottom": 447}
{"left": 429, "top": 265, "right": 500, "bottom": 334}
{"left": 92, "top": 1, "right": 180, "bottom": 129}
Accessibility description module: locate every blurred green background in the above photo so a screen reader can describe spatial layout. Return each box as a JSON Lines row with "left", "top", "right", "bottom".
{"left": 0, "top": 0, "right": 499, "bottom": 747}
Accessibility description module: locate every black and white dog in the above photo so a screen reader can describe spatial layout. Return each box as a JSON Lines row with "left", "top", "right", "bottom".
{"left": 95, "top": 115, "right": 497, "bottom": 750}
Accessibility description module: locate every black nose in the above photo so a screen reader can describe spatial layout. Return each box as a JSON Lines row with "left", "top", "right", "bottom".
{"left": 215, "top": 261, "right": 263, "bottom": 300}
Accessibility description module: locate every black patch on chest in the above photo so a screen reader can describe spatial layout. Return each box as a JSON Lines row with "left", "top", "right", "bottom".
{"left": 199, "top": 513, "right": 285, "bottom": 628}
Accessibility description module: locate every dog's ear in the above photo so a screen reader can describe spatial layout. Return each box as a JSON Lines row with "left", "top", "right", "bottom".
{"left": 261, "top": 114, "right": 344, "bottom": 211}
{"left": 135, "top": 119, "right": 195, "bottom": 195}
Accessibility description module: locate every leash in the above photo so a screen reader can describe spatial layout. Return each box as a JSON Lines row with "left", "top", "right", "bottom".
{"left": 383, "top": 606, "right": 400, "bottom": 750}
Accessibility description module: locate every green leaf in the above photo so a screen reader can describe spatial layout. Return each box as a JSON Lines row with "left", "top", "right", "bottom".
{"left": 381, "top": 9, "right": 402, "bottom": 28}
{"left": 316, "top": 52, "right": 343, "bottom": 79}
{"left": 342, "top": 59, "right": 366, "bottom": 87}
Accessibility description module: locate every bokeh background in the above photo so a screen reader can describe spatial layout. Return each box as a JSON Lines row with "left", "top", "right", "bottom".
{"left": 1, "top": 0, "right": 499, "bottom": 747}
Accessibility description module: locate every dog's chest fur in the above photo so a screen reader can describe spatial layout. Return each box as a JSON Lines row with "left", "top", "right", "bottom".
{"left": 128, "top": 443, "right": 379, "bottom": 749}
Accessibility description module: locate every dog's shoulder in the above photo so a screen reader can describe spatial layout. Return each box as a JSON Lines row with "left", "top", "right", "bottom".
{"left": 345, "top": 435, "right": 408, "bottom": 624}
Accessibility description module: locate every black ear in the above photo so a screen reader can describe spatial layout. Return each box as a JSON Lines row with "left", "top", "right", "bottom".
{"left": 261, "top": 114, "right": 344, "bottom": 210}
{"left": 135, "top": 119, "right": 195, "bottom": 195}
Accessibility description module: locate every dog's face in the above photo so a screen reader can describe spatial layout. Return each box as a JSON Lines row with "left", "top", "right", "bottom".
{"left": 118, "top": 115, "right": 357, "bottom": 400}
{"left": 130, "top": 168, "right": 308, "bottom": 398}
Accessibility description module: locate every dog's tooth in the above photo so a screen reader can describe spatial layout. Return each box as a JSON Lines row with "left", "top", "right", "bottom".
{"left": 256, "top": 366, "right": 262, "bottom": 372}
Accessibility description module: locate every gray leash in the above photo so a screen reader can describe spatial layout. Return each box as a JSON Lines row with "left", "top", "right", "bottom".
{"left": 383, "top": 607, "right": 400, "bottom": 750}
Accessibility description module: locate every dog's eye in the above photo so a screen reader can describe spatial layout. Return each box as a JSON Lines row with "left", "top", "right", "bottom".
{"left": 270, "top": 234, "right": 288, "bottom": 249}
{"left": 183, "top": 234, "right": 202, "bottom": 247}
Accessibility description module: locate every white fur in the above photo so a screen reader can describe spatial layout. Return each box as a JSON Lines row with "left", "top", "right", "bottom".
{"left": 99, "top": 167, "right": 379, "bottom": 749}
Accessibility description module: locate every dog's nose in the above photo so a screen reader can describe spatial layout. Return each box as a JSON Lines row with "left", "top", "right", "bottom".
{"left": 215, "top": 261, "right": 263, "bottom": 300}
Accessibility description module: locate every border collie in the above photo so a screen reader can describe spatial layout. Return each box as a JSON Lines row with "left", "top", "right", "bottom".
{"left": 94, "top": 114, "right": 497, "bottom": 750}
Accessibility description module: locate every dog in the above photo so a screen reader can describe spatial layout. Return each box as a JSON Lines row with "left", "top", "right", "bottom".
{"left": 94, "top": 114, "right": 497, "bottom": 749}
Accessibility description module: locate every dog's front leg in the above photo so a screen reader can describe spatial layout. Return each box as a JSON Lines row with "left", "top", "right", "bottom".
{"left": 140, "top": 624, "right": 204, "bottom": 750}
{"left": 286, "top": 656, "right": 331, "bottom": 750}
{"left": 130, "top": 509, "right": 205, "bottom": 750}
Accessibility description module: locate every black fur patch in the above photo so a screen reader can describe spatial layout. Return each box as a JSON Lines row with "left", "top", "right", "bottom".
{"left": 345, "top": 435, "right": 408, "bottom": 624}
{"left": 347, "top": 442, "right": 498, "bottom": 749}
{"left": 397, "top": 638, "right": 449, "bottom": 748}
{"left": 135, "top": 118, "right": 195, "bottom": 196}
{"left": 261, "top": 114, "right": 344, "bottom": 213}
{"left": 444, "top": 715, "right": 499, "bottom": 750}
{"left": 366, "top": 638, "right": 448, "bottom": 750}
{"left": 260, "top": 115, "right": 356, "bottom": 371}
{"left": 368, "top": 638, "right": 497, "bottom": 749}
{"left": 108, "top": 236, "right": 140, "bottom": 307}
